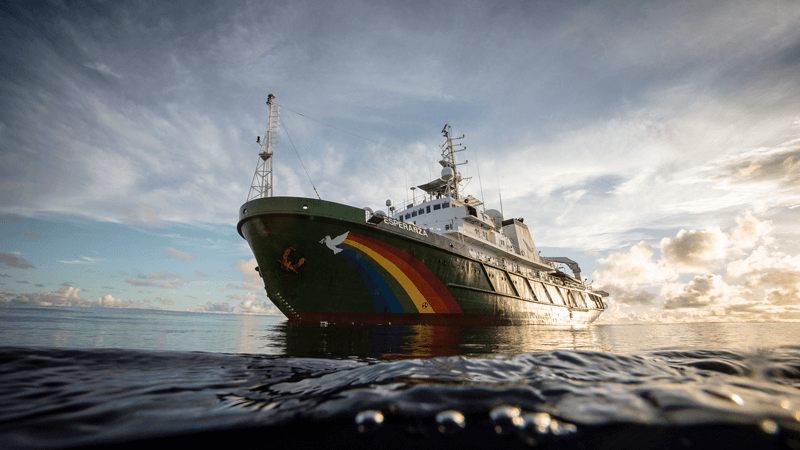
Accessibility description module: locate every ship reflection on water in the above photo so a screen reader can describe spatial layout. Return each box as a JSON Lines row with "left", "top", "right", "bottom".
{"left": 269, "top": 323, "right": 612, "bottom": 359}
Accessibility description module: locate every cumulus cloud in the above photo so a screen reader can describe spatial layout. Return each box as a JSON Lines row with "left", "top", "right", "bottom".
{"left": 0, "top": 253, "right": 34, "bottom": 269}
{"left": 660, "top": 228, "right": 728, "bottom": 272}
{"left": 198, "top": 301, "right": 234, "bottom": 313}
{"left": 726, "top": 246, "right": 800, "bottom": 306}
{"left": 229, "top": 258, "right": 263, "bottom": 291}
{"left": 600, "top": 284, "right": 658, "bottom": 306}
{"left": 593, "top": 241, "right": 677, "bottom": 287}
{"left": 0, "top": 286, "right": 157, "bottom": 309}
{"left": 662, "top": 274, "right": 746, "bottom": 310}
{"left": 238, "top": 292, "right": 279, "bottom": 315}
{"left": 594, "top": 210, "right": 800, "bottom": 321}
{"left": 730, "top": 211, "right": 772, "bottom": 250}
{"left": 96, "top": 294, "right": 151, "bottom": 308}
{"left": 233, "top": 258, "right": 258, "bottom": 276}
{"left": 163, "top": 247, "right": 196, "bottom": 260}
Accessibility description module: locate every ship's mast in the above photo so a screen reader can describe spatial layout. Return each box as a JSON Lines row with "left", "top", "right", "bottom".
{"left": 248, "top": 94, "right": 280, "bottom": 201}
{"left": 440, "top": 124, "right": 467, "bottom": 200}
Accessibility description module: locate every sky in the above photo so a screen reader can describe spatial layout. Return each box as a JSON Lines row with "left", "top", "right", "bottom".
{"left": 1, "top": 0, "right": 800, "bottom": 322}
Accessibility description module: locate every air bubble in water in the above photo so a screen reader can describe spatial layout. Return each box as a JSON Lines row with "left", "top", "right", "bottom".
{"left": 436, "top": 410, "right": 466, "bottom": 435}
{"left": 760, "top": 419, "right": 779, "bottom": 435}
{"left": 549, "top": 419, "right": 577, "bottom": 436}
{"left": 520, "top": 412, "right": 552, "bottom": 435}
{"left": 516, "top": 412, "right": 552, "bottom": 447}
{"left": 490, "top": 405, "right": 522, "bottom": 435}
{"left": 355, "top": 410, "right": 384, "bottom": 434}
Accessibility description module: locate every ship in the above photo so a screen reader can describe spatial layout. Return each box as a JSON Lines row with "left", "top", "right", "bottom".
{"left": 237, "top": 95, "right": 607, "bottom": 325}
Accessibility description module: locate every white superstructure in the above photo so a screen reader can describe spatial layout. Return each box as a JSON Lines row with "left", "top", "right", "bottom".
{"left": 386, "top": 125, "right": 607, "bottom": 310}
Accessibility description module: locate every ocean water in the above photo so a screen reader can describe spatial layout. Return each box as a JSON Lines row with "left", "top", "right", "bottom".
{"left": 1, "top": 305, "right": 799, "bottom": 449}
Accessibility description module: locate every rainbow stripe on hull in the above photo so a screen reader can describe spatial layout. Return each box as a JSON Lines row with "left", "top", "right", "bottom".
{"left": 333, "top": 232, "right": 462, "bottom": 315}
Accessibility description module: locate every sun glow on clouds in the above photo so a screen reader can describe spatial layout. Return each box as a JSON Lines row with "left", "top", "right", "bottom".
{"left": 594, "top": 211, "right": 800, "bottom": 323}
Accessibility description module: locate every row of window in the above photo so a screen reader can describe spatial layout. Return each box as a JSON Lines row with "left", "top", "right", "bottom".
{"left": 399, "top": 201, "right": 450, "bottom": 221}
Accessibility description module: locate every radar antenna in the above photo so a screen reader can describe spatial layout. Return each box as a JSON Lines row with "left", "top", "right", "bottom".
{"left": 248, "top": 94, "right": 280, "bottom": 200}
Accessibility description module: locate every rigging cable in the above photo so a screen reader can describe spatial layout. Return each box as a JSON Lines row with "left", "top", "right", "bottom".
{"left": 280, "top": 119, "right": 321, "bottom": 200}
{"left": 280, "top": 104, "right": 385, "bottom": 147}
{"left": 280, "top": 104, "right": 421, "bottom": 156}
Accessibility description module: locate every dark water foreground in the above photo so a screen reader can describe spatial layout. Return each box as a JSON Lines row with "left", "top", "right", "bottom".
{"left": 2, "top": 344, "right": 800, "bottom": 450}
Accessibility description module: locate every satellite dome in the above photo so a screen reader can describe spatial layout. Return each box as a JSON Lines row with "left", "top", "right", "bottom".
{"left": 441, "top": 166, "right": 454, "bottom": 181}
{"left": 486, "top": 209, "right": 504, "bottom": 224}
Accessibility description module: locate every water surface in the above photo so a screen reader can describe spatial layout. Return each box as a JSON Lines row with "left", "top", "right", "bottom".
{"left": 1, "top": 305, "right": 799, "bottom": 449}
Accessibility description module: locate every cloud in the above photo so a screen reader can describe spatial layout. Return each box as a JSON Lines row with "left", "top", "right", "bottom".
{"left": 662, "top": 274, "right": 746, "bottom": 310}
{"left": 0, "top": 253, "right": 34, "bottom": 269}
{"left": 660, "top": 228, "right": 728, "bottom": 272}
{"left": 96, "top": 294, "right": 150, "bottom": 308}
{"left": 124, "top": 279, "right": 179, "bottom": 289}
{"left": 58, "top": 256, "right": 105, "bottom": 264}
{"left": 600, "top": 285, "right": 658, "bottom": 306}
{"left": 195, "top": 270, "right": 208, "bottom": 277}
{"left": 726, "top": 246, "right": 800, "bottom": 306}
{"left": 0, "top": 286, "right": 157, "bottom": 309}
{"left": 123, "top": 204, "right": 163, "bottom": 228}
{"left": 233, "top": 258, "right": 258, "bottom": 276}
{"left": 238, "top": 293, "right": 279, "bottom": 315}
{"left": 722, "top": 138, "right": 800, "bottom": 187}
{"left": 593, "top": 242, "right": 677, "bottom": 287}
{"left": 145, "top": 271, "right": 191, "bottom": 282}
{"left": 1, "top": 286, "right": 88, "bottom": 307}
{"left": 163, "top": 247, "right": 196, "bottom": 260}
{"left": 730, "top": 211, "right": 772, "bottom": 251}
{"left": 226, "top": 280, "right": 263, "bottom": 291}
{"left": 198, "top": 301, "right": 234, "bottom": 313}
{"left": 229, "top": 258, "right": 263, "bottom": 291}
{"left": 84, "top": 62, "right": 123, "bottom": 78}
{"left": 593, "top": 210, "right": 800, "bottom": 321}
{"left": 124, "top": 271, "right": 190, "bottom": 289}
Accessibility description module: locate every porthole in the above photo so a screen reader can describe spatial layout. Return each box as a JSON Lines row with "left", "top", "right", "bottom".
{"left": 302, "top": 205, "right": 308, "bottom": 210}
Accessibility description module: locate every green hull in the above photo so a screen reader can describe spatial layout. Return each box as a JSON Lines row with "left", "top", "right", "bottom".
{"left": 238, "top": 197, "right": 604, "bottom": 325}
